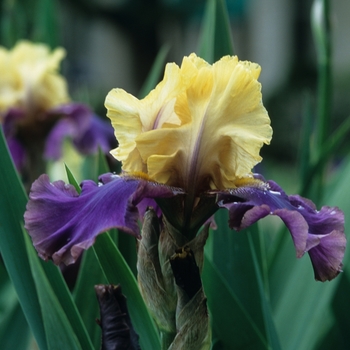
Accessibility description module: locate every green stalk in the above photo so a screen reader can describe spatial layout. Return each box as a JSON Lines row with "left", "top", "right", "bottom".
{"left": 160, "top": 331, "right": 176, "bottom": 350}
{"left": 300, "top": 116, "right": 350, "bottom": 196}
{"left": 311, "top": 0, "right": 332, "bottom": 201}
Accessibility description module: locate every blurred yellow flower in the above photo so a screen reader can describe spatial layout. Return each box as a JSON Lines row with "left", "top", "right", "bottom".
{"left": 0, "top": 40, "right": 69, "bottom": 120}
{"left": 105, "top": 53, "right": 272, "bottom": 193}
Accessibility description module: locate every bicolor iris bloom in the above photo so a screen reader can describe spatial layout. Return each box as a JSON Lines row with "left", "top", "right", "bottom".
{"left": 24, "top": 53, "right": 346, "bottom": 281}
{"left": 0, "top": 41, "right": 114, "bottom": 170}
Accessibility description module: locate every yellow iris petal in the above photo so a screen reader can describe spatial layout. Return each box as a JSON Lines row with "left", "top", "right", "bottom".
{"left": 106, "top": 62, "right": 183, "bottom": 172}
{"left": 0, "top": 41, "right": 69, "bottom": 117}
{"left": 105, "top": 53, "right": 272, "bottom": 192}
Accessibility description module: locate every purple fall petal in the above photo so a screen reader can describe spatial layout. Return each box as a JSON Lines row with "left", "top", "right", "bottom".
{"left": 5, "top": 136, "right": 26, "bottom": 171}
{"left": 44, "top": 103, "right": 92, "bottom": 159}
{"left": 307, "top": 230, "right": 346, "bottom": 282}
{"left": 2, "top": 108, "right": 25, "bottom": 137}
{"left": 44, "top": 118, "right": 77, "bottom": 159}
{"left": 45, "top": 103, "right": 114, "bottom": 159}
{"left": 24, "top": 173, "right": 181, "bottom": 265}
{"left": 72, "top": 115, "right": 115, "bottom": 156}
{"left": 2, "top": 109, "right": 27, "bottom": 170}
{"left": 217, "top": 175, "right": 346, "bottom": 281}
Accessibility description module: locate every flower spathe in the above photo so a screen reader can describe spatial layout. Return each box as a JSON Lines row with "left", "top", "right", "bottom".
{"left": 24, "top": 53, "right": 346, "bottom": 282}
{"left": 106, "top": 53, "right": 272, "bottom": 192}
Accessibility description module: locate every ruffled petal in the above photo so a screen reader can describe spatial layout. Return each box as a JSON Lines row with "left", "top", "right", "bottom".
{"left": 307, "top": 230, "right": 346, "bottom": 282}
{"left": 135, "top": 54, "right": 272, "bottom": 192}
{"left": 105, "top": 53, "right": 271, "bottom": 194}
{"left": 216, "top": 175, "right": 346, "bottom": 281}
{"left": 24, "top": 173, "right": 182, "bottom": 265}
{"left": 0, "top": 40, "right": 69, "bottom": 115}
{"left": 105, "top": 62, "right": 183, "bottom": 173}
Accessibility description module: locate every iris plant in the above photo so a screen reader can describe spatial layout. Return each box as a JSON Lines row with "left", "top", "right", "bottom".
{"left": 24, "top": 53, "right": 346, "bottom": 347}
{"left": 0, "top": 41, "right": 114, "bottom": 172}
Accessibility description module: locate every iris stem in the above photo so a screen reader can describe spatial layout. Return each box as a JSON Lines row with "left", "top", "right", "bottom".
{"left": 311, "top": 0, "right": 332, "bottom": 202}
{"left": 160, "top": 331, "right": 176, "bottom": 350}
{"left": 183, "top": 188, "right": 197, "bottom": 240}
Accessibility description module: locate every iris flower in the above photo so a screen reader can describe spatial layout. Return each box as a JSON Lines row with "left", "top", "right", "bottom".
{"left": 24, "top": 53, "right": 345, "bottom": 282}
{"left": 0, "top": 41, "right": 114, "bottom": 170}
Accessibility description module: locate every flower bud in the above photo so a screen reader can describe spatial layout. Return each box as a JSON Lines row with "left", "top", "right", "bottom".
{"left": 137, "top": 208, "right": 177, "bottom": 335}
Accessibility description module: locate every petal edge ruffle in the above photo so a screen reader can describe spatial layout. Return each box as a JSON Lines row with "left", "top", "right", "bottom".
{"left": 216, "top": 175, "right": 346, "bottom": 281}
{"left": 24, "top": 173, "right": 181, "bottom": 265}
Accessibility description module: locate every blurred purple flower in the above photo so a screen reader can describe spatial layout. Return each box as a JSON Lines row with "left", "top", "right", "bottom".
{"left": 2, "top": 103, "right": 115, "bottom": 171}
{"left": 0, "top": 41, "right": 115, "bottom": 172}
{"left": 44, "top": 103, "right": 115, "bottom": 160}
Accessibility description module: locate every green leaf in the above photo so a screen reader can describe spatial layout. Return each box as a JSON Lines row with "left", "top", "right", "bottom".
{"left": 270, "top": 253, "right": 338, "bottom": 350}
{"left": 82, "top": 154, "right": 99, "bottom": 181}
{"left": 247, "top": 232, "right": 281, "bottom": 350}
{"left": 310, "top": 0, "right": 332, "bottom": 202}
{"left": 96, "top": 150, "right": 136, "bottom": 273}
{"left": 268, "top": 157, "right": 350, "bottom": 350}
{"left": 311, "top": 0, "right": 332, "bottom": 149}
{"left": 97, "top": 147, "right": 110, "bottom": 174}
{"left": 324, "top": 154, "right": 350, "bottom": 264}
{"left": 203, "top": 251, "right": 269, "bottom": 349}
{"left": 321, "top": 271, "right": 350, "bottom": 349}
{"left": 65, "top": 163, "right": 82, "bottom": 193}
{"left": 300, "top": 116, "right": 350, "bottom": 197}
{"left": 268, "top": 211, "right": 343, "bottom": 349}
{"left": 73, "top": 249, "right": 106, "bottom": 349}
{"left": 33, "top": 0, "right": 58, "bottom": 47}
{"left": 298, "top": 92, "right": 313, "bottom": 188}
{"left": 117, "top": 233, "right": 138, "bottom": 277}
{"left": 0, "top": 127, "right": 47, "bottom": 350}
{"left": 65, "top": 159, "right": 108, "bottom": 349}
{"left": 25, "top": 232, "right": 84, "bottom": 350}
{"left": 204, "top": 209, "right": 280, "bottom": 349}
{"left": 138, "top": 44, "right": 171, "bottom": 99}
{"left": 93, "top": 233, "right": 161, "bottom": 350}
{"left": 0, "top": 129, "right": 94, "bottom": 350}
{"left": 39, "top": 258, "right": 95, "bottom": 350}
{"left": 198, "top": 0, "right": 234, "bottom": 62}
{"left": 0, "top": 267, "right": 30, "bottom": 350}
{"left": 0, "top": 300, "right": 30, "bottom": 350}
{"left": 64, "top": 161, "right": 160, "bottom": 349}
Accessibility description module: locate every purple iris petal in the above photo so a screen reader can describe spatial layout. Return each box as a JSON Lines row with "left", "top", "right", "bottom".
{"left": 2, "top": 108, "right": 25, "bottom": 137}
{"left": 217, "top": 176, "right": 346, "bottom": 281}
{"left": 72, "top": 114, "right": 115, "bottom": 156}
{"left": 5, "top": 136, "right": 26, "bottom": 170}
{"left": 307, "top": 230, "right": 346, "bottom": 282}
{"left": 2, "top": 109, "right": 27, "bottom": 170}
{"left": 24, "top": 173, "right": 182, "bottom": 265}
{"left": 44, "top": 103, "right": 114, "bottom": 159}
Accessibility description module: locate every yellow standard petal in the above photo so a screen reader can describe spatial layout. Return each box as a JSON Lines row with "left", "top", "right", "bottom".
{"left": 105, "top": 62, "right": 184, "bottom": 173}
{"left": 105, "top": 53, "right": 272, "bottom": 194}
{"left": 136, "top": 54, "right": 272, "bottom": 191}
{"left": 0, "top": 40, "right": 69, "bottom": 119}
